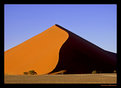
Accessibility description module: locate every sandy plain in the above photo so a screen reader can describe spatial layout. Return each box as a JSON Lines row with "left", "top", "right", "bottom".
{"left": 4, "top": 73, "right": 117, "bottom": 84}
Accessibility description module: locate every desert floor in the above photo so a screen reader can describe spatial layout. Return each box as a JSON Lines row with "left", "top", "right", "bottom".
{"left": 4, "top": 73, "right": 117, "bottom": 84}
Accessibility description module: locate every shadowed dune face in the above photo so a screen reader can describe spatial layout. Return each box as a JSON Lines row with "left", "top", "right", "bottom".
{"left": 50, "top": 24, "right": 116, "bottom": 74}
{"left": 5, "top": 25, "right": 69, "bottom": 75}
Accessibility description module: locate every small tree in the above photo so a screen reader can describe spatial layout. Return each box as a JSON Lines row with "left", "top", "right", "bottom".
{"left": 28, "top": 70, "right": 37, "bottom": 75}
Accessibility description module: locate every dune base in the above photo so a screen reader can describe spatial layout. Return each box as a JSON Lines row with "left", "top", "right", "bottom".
{"left": 5, "top": 73, "right": 117, "bottom": 84}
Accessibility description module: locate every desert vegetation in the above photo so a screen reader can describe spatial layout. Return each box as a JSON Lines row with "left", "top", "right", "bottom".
{"left": 92, "top": 70, "right": 97, "bottom": 74}
{"left": 23, "top": 70, "right": 37, "bottom": 75}
{"left": 113, "top": 70, "right": 117, "bottom": 73}
{"left": 91, "top": 70, "right": 103, "bottom": 74}
{"left": 91, "top": 70, "right": 117, "bottom": 74}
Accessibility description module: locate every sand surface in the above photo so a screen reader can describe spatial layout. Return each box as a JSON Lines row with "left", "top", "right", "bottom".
{"left": 4, "top": 25, "right": 69, "bottom": 75}
{"left": 4, "top": 73, "right": 117, "bottom": 84}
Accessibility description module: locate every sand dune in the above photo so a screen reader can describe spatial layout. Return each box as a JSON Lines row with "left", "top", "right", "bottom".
{"left": 5, "top": 24, "right": 116, "bottom": 75}
{"left": 50, "top": 24, "right": 116, "bottom": 74}
{"left": 5, "top": 25, "right": 69, "bottom": 75}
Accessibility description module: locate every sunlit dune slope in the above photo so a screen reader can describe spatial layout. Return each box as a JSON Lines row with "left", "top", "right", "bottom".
{"left": 5, "top": 25, "right": 69, "bottom": 75}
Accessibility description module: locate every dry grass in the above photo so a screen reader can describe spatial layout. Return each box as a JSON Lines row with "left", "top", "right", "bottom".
{"left": 4, "top": 73, "right": 117, "bottom": 84}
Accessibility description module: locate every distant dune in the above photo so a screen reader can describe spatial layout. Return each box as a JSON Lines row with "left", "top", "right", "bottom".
{"left": 5, "top": 24, "right": 116, "bottom": 75}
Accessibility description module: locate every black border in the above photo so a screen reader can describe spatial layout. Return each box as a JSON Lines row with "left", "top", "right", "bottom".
{"left": 1, "top": 0, "right": 120, "bottom": 88}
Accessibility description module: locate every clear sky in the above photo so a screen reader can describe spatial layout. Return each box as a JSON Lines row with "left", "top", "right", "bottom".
{"left": 4, "top": 4, "right": 117, "bottom": 53}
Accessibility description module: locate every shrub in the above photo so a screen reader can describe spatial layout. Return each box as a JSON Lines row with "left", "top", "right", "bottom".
{"left": 24, "top": 72, "right": 28, "bottom": 75}
{"left": 23, "top": 70, "right": 37, "bottom": 75}
{"left": 92, "top": 70, "right": 97, "bottom": 74}
{"left": 114, "top": 70, "right": 116, "bottom": 73}
{"left": 28, "top": 70, "right": 37, "bottom": 75}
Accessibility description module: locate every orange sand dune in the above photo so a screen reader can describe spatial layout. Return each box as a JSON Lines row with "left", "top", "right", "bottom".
{"left": 5, "top": 25, "right": 69, "bottom": 75}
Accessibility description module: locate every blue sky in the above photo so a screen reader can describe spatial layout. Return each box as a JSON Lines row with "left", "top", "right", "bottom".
{"left": 4, "top": 4, "right": 117, "bottom": 53}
